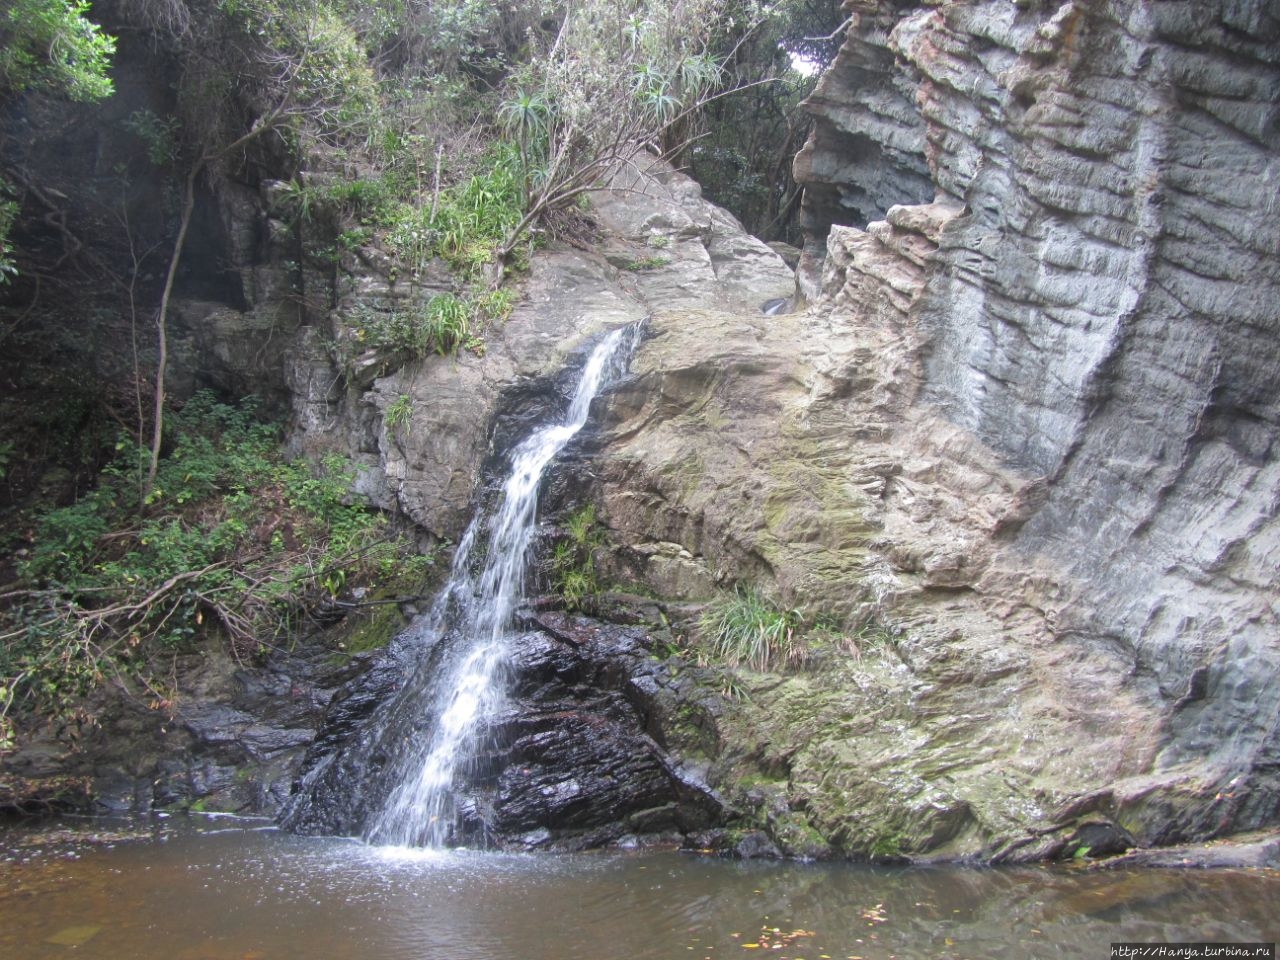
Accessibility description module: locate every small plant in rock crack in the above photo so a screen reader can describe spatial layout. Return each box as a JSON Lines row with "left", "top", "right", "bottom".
{"left": 384, "top": 393, "right": 413, "bottom": 434}
{"left": 549, "top": 503, "right": 605, "bottom": 611}
{"left": 621, "top": 255, "right": 670, "bottom": 271}
{"left": 698, "top": 586, "right": 803, "bottom": 672}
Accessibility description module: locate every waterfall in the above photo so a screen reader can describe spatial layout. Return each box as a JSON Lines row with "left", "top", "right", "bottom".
{"left": 362, "top": 324, "right": 641, "bottom": 848}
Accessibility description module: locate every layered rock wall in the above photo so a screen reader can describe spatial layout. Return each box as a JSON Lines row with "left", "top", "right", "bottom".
{"left": 785, "top": 0, "right": 1280, "bottom": 845}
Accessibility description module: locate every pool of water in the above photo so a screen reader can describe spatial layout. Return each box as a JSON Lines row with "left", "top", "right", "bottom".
{"left": 1, "top": 816, "right": 1277, "bottom": 960}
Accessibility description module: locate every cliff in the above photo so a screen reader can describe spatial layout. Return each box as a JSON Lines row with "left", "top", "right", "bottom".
{"left": 589, "top": 0, "right": 1279, "bottom": 857}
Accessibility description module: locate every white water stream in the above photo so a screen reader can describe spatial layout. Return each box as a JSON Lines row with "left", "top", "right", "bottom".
{"left": 365, "top": 326, "right": 639, "bottom": 847}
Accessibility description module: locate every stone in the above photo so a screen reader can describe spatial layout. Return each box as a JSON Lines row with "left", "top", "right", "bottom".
{"left": 1096, "top": 831, "right": 1280, "bottom": 870}
{"left": 282, "top": 611, "right": 726, "bottom": 849}
{"left": 732, "top": 830, "right": 783, "bottom": 860}
{"left": 283, "top": 154, "right": 795, "bottom": 543}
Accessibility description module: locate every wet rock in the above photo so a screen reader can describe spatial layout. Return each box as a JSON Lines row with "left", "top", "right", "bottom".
{"left": 0, "top": 635, "right": 383, "bottom": 818}
{"left": 1066, "top": 820, "right": 1137, "bottom": 860}
{"left": 732, "top": 830, "right": 784, "bottom": 860}
{"left": 182, "top": 704, "right": 256, "bottom": 749}
{"left": 1095, "top": 831, "right": 1280, "bottom": 870}
{"left": 282, "top": 611, "right": 727, "bottom": 849}
{"left": 0, "top": 772, "right": 92, "bottom": 816}
{"left": 241, "top": 725, "right": 315, "bottom": 761}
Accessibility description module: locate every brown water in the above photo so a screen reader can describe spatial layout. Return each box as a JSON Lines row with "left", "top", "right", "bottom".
{"left": 1, "top": 816, "right": 1277, "bottom": 960}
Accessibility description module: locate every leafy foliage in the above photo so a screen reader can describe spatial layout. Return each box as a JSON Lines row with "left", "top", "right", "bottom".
{"left": 0, "top": 0, "right": 116, "bottom": 102}
{"left": 186, "top": 0, "right": 381, "bottom": 152}
{"left": 489, "top": 0, "right": 741, "bottom": 266}
{"left": 383, "top": 393, "right": 413, "bottom": 433}
{"left": 0, "top": 181, "right": 16, "bottom": 285}
{"left": 0, "top": 1, "right": 117, "bottom": 286}
{"left": 387, "top": 146, "right": 525, "bottom": 279}
{"left": 0, "top": 393, "right": 434, "bottom": 745}
{"left": 124, "top": 109, "right": 181, "bottom": 166}
{"left": 335, "top": 268, "right": 517, "bottom": 370}
{"left": 549, "top": 503, "right": 605, "bottom": 611}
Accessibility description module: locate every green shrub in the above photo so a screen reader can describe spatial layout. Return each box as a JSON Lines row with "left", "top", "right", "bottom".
{"left": 384, "top": 393, "right": 413, "bottom": 433}
{"left": 422, "top": 293, "right": 470, "bottom": 354}
{"left": 621, "top": 255, "right": 670, "bottom": 271}
{"left": 2, "top": 392, "right": 433, "bottom": 726}
{"left": 0, "top": 0, "right": 116, "bottom": 102}
{"left": 474, "top": 287, "right": 516, "bottom": 323}
{"left": 342, "top": 283, "right": 515, "bottom": 368}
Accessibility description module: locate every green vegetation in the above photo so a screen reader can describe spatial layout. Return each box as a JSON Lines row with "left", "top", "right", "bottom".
{"left": 696, "top": 589, "right": 899, "bottom": 673}
{"left": 698, "top": 586, "right": 802, "bottom": 671}
{"left": 0, "top": 0, "right": 849, "bottom": 746}
{"left": 489, "top": 0, "right": 739, "bottom": 268}
{"left": 0, "top": 0, "right": 117, "bottom": 284}
{"left": 289, "top": 144, "right": 526, "bottom": 284}
{"left": 0, "top": 0, "right": 116, "bottom": 102}
{"left": 621, "top": 255, "right": 671, "bottom": 272}
{"left": 0, "top": 393, "right": 434, "bottom": 750}
{"left": 689, "top": 0, "right": 845, "bottom": 243}
{"left": 416, "top": 148, "right": 526, "bottom": 280}
{"left": 338, "top": 284, "right": 514, "bottom": 371}
{"left": 384, "top": 393, "right": 413, "bottom": 434}
{"left": 124, "top": 109, "right": 181, "bottom": 167}
{"left": 549, "top": 504, "right": 605, "bottom": 611}
{"left": 869, "top": 833, "right": 904, "bottom": 860}
{"left": 0, "top": 184, "right": 15, "bottom": 285}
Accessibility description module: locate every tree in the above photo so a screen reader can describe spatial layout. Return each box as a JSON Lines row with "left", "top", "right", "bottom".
{"left": 491, "top": 0, "right": 749, "bottom": 273}
{"left": 0, "top": 0, "right": 116, "bottom": 102}
{"left": 689, "top": 0, "right": 846, "bottom": 243}
{"left": 140, "top": 0, "right": 382, "bottom": 495}
{"left": 0, "top": 0, "right": 117, "bottom": 282}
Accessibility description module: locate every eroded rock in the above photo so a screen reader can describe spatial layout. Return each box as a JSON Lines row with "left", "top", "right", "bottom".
{"left": 623, "top": 0, "right": 1280, "bottom": 858}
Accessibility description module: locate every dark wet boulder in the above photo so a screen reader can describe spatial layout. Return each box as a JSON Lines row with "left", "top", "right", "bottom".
{"left": 280, "top": 610, "right": 727, "bottom": 850}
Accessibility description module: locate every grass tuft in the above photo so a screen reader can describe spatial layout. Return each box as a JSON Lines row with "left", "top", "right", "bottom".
{"left": 698, "top": 586, "right": 802, "bottom": 672}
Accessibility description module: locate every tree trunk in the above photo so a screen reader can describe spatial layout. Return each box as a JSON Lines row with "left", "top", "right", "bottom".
{"left": 145, "top": 162, "right": 200, "bottom": 500}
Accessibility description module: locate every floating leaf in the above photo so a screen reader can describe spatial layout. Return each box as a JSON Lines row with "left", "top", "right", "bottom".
{"left": 45, "top": 925, "right": 101, "bottom": 946}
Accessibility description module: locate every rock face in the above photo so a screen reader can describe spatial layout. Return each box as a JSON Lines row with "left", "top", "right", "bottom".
{"left": 578, "top": 0, "right": 1278, "bottom": 858}
{"left": 11, "top": 0, "right": 1277, "bottom": 862}
{"left": 792, "top": 0, "right": 934, "bottom": 293}
{"left": 282, "top": 608, "right": 726, "bottom": 850}
{"left": 0, "top": 640, "right": 364, "bottom": 816}
{"left": 286, "top": 156, "right": 794, "bottom": 541}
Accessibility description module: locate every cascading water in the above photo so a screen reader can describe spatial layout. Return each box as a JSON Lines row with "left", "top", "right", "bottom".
{"left": 358, "top": 324, "right": 641, "bottom": 848}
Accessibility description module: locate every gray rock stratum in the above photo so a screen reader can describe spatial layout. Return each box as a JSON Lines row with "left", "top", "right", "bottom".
{"left": 584, "top": 0, "right": 1279, "bottom": 858}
